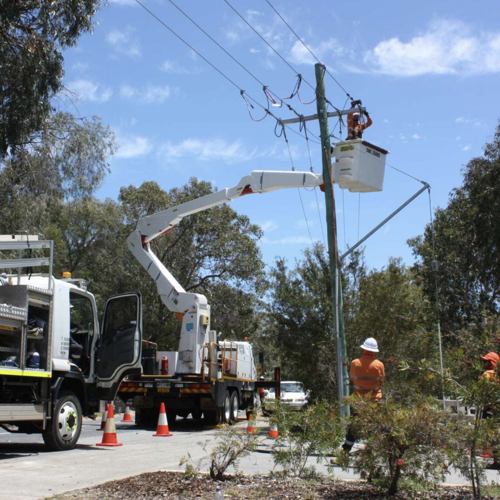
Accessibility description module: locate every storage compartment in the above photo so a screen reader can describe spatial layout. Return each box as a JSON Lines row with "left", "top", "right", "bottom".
{"left": 333, "top": 140, "right": 389, "bottom": 193}
{"left": 0, "top": 286, "right": 51, "bottom": 372}
{"left": 26, "top": 301, "right": 50, "bottom": 372}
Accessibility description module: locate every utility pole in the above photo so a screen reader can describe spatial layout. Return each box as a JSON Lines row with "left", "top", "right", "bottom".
{"left": 314, "top": 63, "right": 349, "bottom": 418}
{"left": 280, "top": 64, "right": 358, "bottom": 417}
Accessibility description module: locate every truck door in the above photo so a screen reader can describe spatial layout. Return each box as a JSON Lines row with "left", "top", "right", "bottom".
{"left": 95, "top": 293, "right": 142, "bottom": 400}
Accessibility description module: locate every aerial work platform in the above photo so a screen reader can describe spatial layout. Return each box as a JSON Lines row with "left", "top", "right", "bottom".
{"left": 332, "top": 139, "right": 389, "bottom": 193}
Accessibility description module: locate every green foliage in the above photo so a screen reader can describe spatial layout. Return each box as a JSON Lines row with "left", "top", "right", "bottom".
{"left": 266, "top": 245, "right": 436, "bottom": 400}
{"left": 266, "top": 243, "right": 337, "bottom": 399}
{"left": 409, "top": 121, "right": 500, "bottom": 334}
{"left": 116, "top": 178, "right": 266, "bottom": 347}
{"left": 343, "top": 257, "right": 436, "bottom": 399}
{"left": 436, "top": 363, "right": 500, "bottom": 499}
{"left": 0, "top": 112, "right": 116, "bottom": 235}
{"left": 180, "top": 424, "right": 259, "bottom": 481}
{"left": 270, "top": 402, "right": 343, "bottom": 478}
{"left": 0, "top": 1, "right": 102, "bottom": 156}
{"left": 338, "top": 397, "right": 455, "bottom": 496}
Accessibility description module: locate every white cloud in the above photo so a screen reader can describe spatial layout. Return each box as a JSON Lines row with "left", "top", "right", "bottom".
{"left": 260, "top": 221, "right": 278, "bottom": 232}
{"left": 72, "top": 62, "right": 89, "bottom": 72}
{"left": 411, "top": 133, "right": 421, "bottom": 140}
{"left": 159, "top": 60, "right": 197, "bottom": 75}
{"left": 261, "top": 236, "right": 317, "bottom": 245}
{"left": 296, "top": 219, "right": 316, "bottom": 230}
{"left": 365, "top": 19, "right": 500, "bottom": 76}
{"left": 249, "top": 48, "right": 260, "bottom": 54}
{"left": 461, "top": 144, "right": 472, "bottom": 151}
{"left": 68, "top": 79, "right": 112, "bottom": 102}
{"left": 120, "top": 84, "right": 172, "bottom": 104}
{"left": 160, "top": 138, "right": 247, "bottom": 163}
{"left": 108, "top": 0, "right": 137, "bottom": 4}
{"left": 158, "top": 138, "right": 282, "bottom": 164}
{"left": 116, "top": 135, "right": 153, "bottom": 159}
{"left": 106, "top": 27, "right": 141, "bottom": 58}
{"left": 288, "top": 38, "right": 346, "bottom": 65}
{"left": 455, "top": 116, "right": 486, "bottom": 127}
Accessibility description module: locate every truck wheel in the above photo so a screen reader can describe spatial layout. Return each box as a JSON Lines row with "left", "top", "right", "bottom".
{"left": 222, "top": 391, "right": 231, "bottom": 424}
{"left": 230, "top": 391, "right": 239, "bottom": 422}
{"left": 167, "top": 409, "right": 177, "bottom": 427}
{"left": 43, "top": 391, "right": 82, "bottom": 451}
{"left": 135, "top": 408, "right": 156, "bottom": 427}
{"left": 204, "top": 409, "right": 222, "bottom": 426}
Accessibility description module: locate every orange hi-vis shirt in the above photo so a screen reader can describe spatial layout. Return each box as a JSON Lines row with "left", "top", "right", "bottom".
{"left": 480, "top": 369, "right": 498, "bottom": 381}
{"left": 350, "top": 351, "right": 385, "bottom": 400}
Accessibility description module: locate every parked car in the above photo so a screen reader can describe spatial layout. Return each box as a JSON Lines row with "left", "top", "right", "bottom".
{"left": 263, "top": 381, "right": 309, "bottom": 412}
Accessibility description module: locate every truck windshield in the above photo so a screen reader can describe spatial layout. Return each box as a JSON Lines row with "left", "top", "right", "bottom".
{"left": 282, "top": 383, "right": 304, "bottom": 393}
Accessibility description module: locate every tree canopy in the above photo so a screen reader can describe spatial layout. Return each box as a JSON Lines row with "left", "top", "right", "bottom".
{"left": 0, "top": 0, "right": 102, "bottom": 157}
{"left": 410, "top": 121, "right": 500, "bottom": 334}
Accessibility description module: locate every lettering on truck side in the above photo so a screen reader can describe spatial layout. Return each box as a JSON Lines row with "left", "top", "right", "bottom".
{"left": 365, "top": 147, "right": 381, "bottom": 158}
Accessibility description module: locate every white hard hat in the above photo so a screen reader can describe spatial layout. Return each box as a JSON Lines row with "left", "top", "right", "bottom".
{"left": 360, "top": 337, "right": 379, "bottom": 352}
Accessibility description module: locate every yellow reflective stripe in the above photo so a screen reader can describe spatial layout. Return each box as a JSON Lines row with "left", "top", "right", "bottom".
{"left": 353, "top": 385, "right": 382, "bottom": 391}
{"left": 352, "top": 375, "right": 384, "bottom": 381}
{"left": 0, "top": 369, "right": 51, "bottom": 378}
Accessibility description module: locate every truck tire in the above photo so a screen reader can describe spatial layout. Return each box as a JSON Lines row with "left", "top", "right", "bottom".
{"left": 222, "top": 391, "right": 231, "bottom": 424}
{"left": 230, "top": 391, "right": 239, "bottom": 422}
{"left": 167, "top": 409, "right": 177, "bottom": 427}
{"left": 135, "top": 408, "right": 156, "bottom": 427}
{"left": 204, "top": 409, "right": 222, "bottom": 426}
{"left": 43, "top": 391, "right": 82, "bottom": 451}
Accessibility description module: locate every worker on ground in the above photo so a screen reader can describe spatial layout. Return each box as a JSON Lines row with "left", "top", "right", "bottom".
{"left": 342, "top": 337, "right": 385, "bottom": 452}
{"left": 478, "top": 351, "right": 500, "bottom": 469}
{"left": 347, "top": 100, "right": 372, "bottom": 140}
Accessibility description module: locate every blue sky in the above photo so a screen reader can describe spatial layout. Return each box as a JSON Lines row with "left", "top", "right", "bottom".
{"left": 61, "top": 0, "right": 500, "bottom": 272}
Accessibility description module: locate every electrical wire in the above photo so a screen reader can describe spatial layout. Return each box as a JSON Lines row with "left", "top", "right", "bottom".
{"left": 265, "top": 0, "right": 352, "bottom": 100}
{"left": 302, "top": 118, "right": 326, "bottom": 245}
{"left": 281, "top": 125, "right": 315, "bottom": 246}
{"left": 427, "top": 186, "right": 445, "bottom": 399}
{"left": 134, "top": 0, "right": 317, "bottom": 147}
{"left": 330, "top": 132, "right": 426, "bottom": 185}
{"left": 223, "top": 0, "right": 331, "bottom": 103}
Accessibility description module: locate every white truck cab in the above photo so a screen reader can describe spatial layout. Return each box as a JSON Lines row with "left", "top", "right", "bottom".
{"left": 0, "top": 236, "right": 143, "bottom": 450}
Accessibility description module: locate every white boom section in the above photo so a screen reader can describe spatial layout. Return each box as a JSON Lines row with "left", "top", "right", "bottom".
{"left": 127, "top": 170, "right": 323, "bottom": 375}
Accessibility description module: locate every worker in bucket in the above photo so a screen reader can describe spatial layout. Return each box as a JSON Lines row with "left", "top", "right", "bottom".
{"left": 342, "top": 337, "right": 385, "bottom": 452}
{"left": 347, "top": 100, "right": 372, "bottom": 140}
{"left": 478, "top": 351, "right": 500, "bottom": 469}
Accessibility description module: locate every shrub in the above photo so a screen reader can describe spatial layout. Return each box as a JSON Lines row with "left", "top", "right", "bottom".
{"left": 270, "top": 401, "right": 343, "bottom": 478}
{"left": 337, "top": 397, "right": 455, "bottom": 495}
{"left": 180, "top": 424, "right": 259, "bottom": 481}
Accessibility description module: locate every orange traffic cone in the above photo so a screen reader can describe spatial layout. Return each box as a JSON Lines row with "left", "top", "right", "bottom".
{"left": 269, "top": 423, "right": 279, "bottom": 439}
{"left": 97, "top": 402, "right": 108, "bottom": 431}
{"left": 153, "top": 403, "right": 172, "bottom": 437}
{"left": 247, "top": 413, "right": 255, "bottom": 433}
{"left": 96, "top": 403, "right": 123, "bottom": 447}
{"left": 122, "top": 405, "right": 133, "bottom": 422}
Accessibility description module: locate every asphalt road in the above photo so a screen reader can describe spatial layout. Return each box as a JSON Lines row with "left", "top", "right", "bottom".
{"left": 1, "top": 412, "right": 499, "bottom": 500}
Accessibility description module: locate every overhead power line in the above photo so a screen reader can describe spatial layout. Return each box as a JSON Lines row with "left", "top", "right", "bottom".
{"left": 264, "top": 0, "right": 352, "bottom": 100}
{"left": 222, "top": 0, "right": 337, "bottom": 107}
{"left": 133, "top": 0, "right": 318, "bottom": 146}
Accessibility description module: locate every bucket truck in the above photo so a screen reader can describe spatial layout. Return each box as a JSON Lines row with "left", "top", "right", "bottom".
{"left": 118, "top": 170, "right": 324, "bottom": 426}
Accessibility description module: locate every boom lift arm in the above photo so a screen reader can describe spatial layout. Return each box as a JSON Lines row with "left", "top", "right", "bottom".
{"left": 127, "top": 170, "right": 324, "bottom": 375}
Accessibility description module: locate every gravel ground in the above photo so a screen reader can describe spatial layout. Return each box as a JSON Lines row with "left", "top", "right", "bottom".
{"left": 48, "top": 471, "right": 499, "bottom": 499}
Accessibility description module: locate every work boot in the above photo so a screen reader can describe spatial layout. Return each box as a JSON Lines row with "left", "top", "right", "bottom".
{"left": 342, "top": 442, "right": 353, "bottom": 452}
